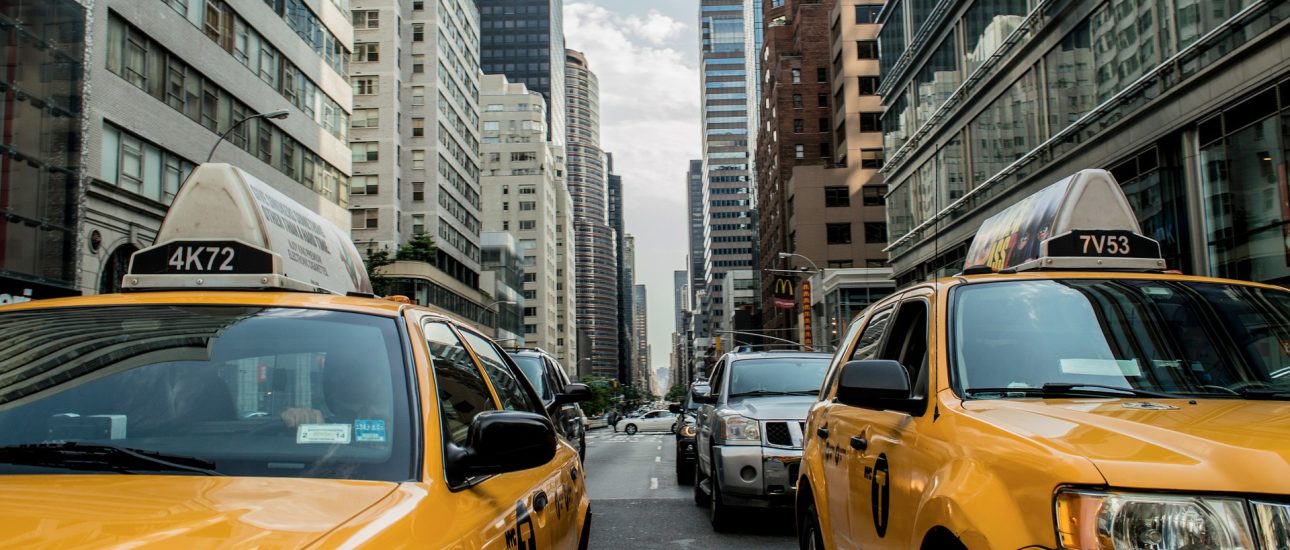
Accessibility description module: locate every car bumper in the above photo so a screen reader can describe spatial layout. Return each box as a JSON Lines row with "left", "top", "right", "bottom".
{"left": 676, "top": 438, "right": 697, "bottom": 462}
{"left": 712, "top": 445, "right": 801, "bottom": 507}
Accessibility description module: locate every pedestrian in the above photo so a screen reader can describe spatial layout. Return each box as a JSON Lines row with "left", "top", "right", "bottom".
{"left": 608, "top": 409, "right": 620, "bottom": 432}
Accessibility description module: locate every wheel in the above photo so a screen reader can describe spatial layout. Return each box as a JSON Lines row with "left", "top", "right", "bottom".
{"left": 693, "top": 461, "right": 709, "bottom": 506}
{"left": 709, "top": 461, "right": 732, "bottom": 531}
{"left": 798, "top": 494, "right": 824, "bottom": 550}
{"left": 624, "top": 424, "right": 638, "bottom": 435}
{"left": 675, "top": 451, "right": 694, "bottom": 484}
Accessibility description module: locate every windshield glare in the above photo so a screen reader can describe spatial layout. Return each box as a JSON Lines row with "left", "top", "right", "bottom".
{"left": 954, "top": 280, "right": 1290, "bottom": 397}
{"left": 0, "top": 306, "right": 412, "bottom": 481}
{"left": 728, "top": 357, "right": 830, "bottom": 396}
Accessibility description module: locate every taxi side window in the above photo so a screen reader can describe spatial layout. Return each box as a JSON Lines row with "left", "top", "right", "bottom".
{"left": 423, "top": 322, "right": 498, "bottom": 447}
{"left": 878, "top": 300, "right": 930, "bottom": 403}
{"left": 851, "top": 307, "right": 894, "bottom": 361}
{"left": 458, "top": 330, "right": 543, "bottom": 415}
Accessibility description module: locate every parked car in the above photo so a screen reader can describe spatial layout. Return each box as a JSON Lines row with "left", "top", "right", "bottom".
{"left": 693, "top": 350, "right": 832, "bottom": 530}
{"left": 617, "top": 409, "right": 678, "bottom": 435}
{"left": 510, "top": 348, "right": 588, "bottom": 461}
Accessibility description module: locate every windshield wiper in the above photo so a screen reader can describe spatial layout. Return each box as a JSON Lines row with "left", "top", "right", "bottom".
{"left": 965, "top": 383, "right": 1183, "bottom": 400}
{"left": 1238, "top": 388, "right": 1290, "bottom": 400}
{"left": 0, "top": 442, "right": 222, "bottom": 476}
{"left": 729, "top": 389, "right": 819, "bottom": 398}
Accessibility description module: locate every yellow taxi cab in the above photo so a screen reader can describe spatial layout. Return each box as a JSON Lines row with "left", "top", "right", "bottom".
{"left": 0, "top": 164, "right": 592, "bottom": 549}
{"left": 797, "top": 169, "right": 1290, "bottom": 550}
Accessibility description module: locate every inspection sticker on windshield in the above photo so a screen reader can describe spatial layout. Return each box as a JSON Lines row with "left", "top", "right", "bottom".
{"left": 354, "top": 419, "right": 387, "bottom": 442}
{"left": 297, "top": 423, "right": 351, "bottom": 444}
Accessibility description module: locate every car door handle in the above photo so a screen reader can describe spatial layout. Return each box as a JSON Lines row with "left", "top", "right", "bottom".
{"left": 850, "top": 436, "right": 868, "bottom": 451}
{"left": 816, "top": 426, "right": 829, "bottom": 439}
{"left": 532, "top": 490, "right": 548, "bottom": 512}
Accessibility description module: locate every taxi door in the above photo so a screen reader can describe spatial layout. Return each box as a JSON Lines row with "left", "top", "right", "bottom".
{"left": 842, "top": 290, "right": 936, "bottom": 549}
{"left": 817, "top": 303, "right": 895, "bottom": 547}
{"left": 457, "top": 328, "right": 587, "bottom": 550}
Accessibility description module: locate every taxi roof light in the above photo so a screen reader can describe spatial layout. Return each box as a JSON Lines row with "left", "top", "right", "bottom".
{"left": 962, "top": 169, "right": 1165, "bottom": 274}
{"left": 123, "top": 163, "right": 373, "bottom": 296}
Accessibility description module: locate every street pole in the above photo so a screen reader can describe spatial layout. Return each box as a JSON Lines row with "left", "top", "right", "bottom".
{"left": 205, "top": 109, "right": 290, "bottom": 164}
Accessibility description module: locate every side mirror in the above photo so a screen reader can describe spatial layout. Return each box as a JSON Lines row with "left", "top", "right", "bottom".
{"left": 667, "top": 403, "right": 682, "bottom": 414}
{"left": 445, "top": 411, "right": 556, "bottom": 485}
{"left": 691, "top": 385, "right": 714, "bottom": 404}
{"left": 554, "top": 383, "right": 593, "bottom": 406}
{"left": 836, "top": 360, "right": 918, "bottom": 414}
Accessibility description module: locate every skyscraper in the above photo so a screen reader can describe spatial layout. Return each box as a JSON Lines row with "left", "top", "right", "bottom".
{"left": 609, "top": 158, "right": 634, "bottom": 385}
{"left": 698, "top": 0, "right": 758, "bottom": 351}
{"left": 564, "top": 49, "right": 619, "bottom": 378}
{"left": 477, "top": 0, "right": 566, "bottom": 145}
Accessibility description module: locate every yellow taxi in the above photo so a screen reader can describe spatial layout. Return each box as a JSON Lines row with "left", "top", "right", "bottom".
{"left": 797, "top": 169, "right": 1290, "bottom": 550}
{"left": 0, "top": 164, "right": 592, "bottom": 548}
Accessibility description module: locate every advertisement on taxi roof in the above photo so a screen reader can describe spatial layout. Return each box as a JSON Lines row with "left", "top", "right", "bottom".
{"left": 964, "top": 177, "right": 1072, "bottom": 271}
{"left": 242, "top": 175, "right": 370, "bottom": 293}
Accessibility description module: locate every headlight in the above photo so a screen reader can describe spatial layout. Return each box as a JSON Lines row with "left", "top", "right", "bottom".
{"left": 1055, "top": 489, "right": 1256, "bottom": 550}
{"left": 719, "top": 415, "right": 760, "bottom": 444}
{"left": 680, "top": 424, "right": 697, "bottom": 438}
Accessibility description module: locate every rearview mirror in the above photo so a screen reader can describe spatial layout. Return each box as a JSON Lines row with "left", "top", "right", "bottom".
{"left": 445, "top": 411, "right": 556, "bottom": 485}
{"left": 836, "top": 360, "right": 920, "bottom": 414}
{"left": 554, "top": 383, "right": 593, "bottom": 406}
{"left": 691, "top": 385, "right": 714, "bottom": 404}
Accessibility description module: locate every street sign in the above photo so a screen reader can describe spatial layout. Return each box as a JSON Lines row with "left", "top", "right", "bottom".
{"left": 772, "top": 276, "right": 794, "bottom": 309}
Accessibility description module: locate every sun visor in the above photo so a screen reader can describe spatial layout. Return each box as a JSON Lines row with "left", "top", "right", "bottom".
{"left": 124, "top": 163, "right": 372, "bottom": 295}
{"left": 963, "top": 169, "right": 1165, "bottom": 272}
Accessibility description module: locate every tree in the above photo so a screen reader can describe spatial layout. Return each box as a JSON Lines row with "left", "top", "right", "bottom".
{"left": 665, "top": 383, "right": 688, "bottom": 403}
{"left": 397, "top": 233, "right": 436, "bottom": 263}
{"left": 364, "top": 246, "right": 394, "bottom": 296}
{"left": 577, "top": 376, "right": 615, "bottom": 417}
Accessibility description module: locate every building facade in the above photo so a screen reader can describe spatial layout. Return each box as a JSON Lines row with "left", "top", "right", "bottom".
{"left": 477, "top": 0, "right": 565, "bottom": 146}
{"left": 880, "top": 0, "right": 1290, "bottom": 287}
{"left": 564, "top": 49, "right": 619, "bottom": 378}
{"left": 698, "top": 0, "right": 759, "bottom": 347}
{"left": 480, "top": 230, "right": 524, "bottom": 343}
{"left": 349, "top": 0, "right": 482, "bottom": 291}
{"left": 632, "top": 283, "right": 649, "bottom": 390}
{"left": 477, "top": 74, "right": 575, "bottom": 364}
{"left": 617, "top": 229, "right": 636, "bottom": 385}
{"left": 84, "top": 0, "right": 354, "bottom": 297}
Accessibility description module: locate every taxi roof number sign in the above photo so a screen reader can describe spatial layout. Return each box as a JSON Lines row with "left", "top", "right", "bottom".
{"left": 963, "top": 169, "right": 1165, "bottom": 273}
{"left": 125, "top": 163, "right": 373, "bottom": 295}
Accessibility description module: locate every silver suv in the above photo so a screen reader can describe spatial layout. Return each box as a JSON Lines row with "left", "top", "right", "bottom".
{"left": 691, "top": 350, "right": 832, "bottom": 530}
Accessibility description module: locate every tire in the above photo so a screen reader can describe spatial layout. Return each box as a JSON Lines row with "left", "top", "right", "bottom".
{"left": 693, "top": 461, "right": 709, "bottom": 507}
{"left": 624, "top": 424, "right": 638, "bottom": 435}
{"left": 676, "top": 451, "right": 694, "bottom": 485}
{"left": 709, "top": 462, "right": 732, "bottom": 531}
{"left": 798, "top": 495, "right": 825, "bottom": 550}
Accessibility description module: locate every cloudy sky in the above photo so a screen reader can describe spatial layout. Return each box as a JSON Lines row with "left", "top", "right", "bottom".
{"left": 563, "top": 0, "right": 700, "bottom": 391}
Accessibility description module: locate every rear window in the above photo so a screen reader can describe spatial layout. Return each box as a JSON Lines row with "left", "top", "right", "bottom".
{"left": 0, "top": 305, "right": 413, "bottom": 481}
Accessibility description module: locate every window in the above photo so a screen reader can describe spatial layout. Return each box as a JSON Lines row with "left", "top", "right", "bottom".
{"left": 820, "top": 143, "right": 831, "bottom": 158}
{"left": 858, "top": 76, "right": 879, "bottom": 95}
{"left": 412, "top": 23, "right": 424, "bottom": 42}
{"left": 412, "top": 0, "right": 423, "bottom": 9}
{"left": 819, "top": 118, "right": 830, "bottom": 132}
{"left": 791, "top": 68, "right": 801, "bottom": 84}
{"left": 824, "top": 186, "right": 850, "bottom": 207}
{"left": 412, "top": 214, "right": 425, "bottom": 235}
{"left": 352, "top": 142, "right": 379, "bottom": 162}
{"left": 412, "top": 181, "right": 425, "bottom": 201}
{"left": 794, "top": 144, "right": 805, "bottom": 159}
{"left": 518, "top": 185, "right": 536, "bottom": 194}
{"left": 850, "top": 307, "right": 893, "bottom": 361}
{"left": 856, "top": 40, "right": 878, "bottom": 59}
{"left": 411, "top": 117, "right": 425, "bottom": 137}
{"left": 817, "top": 68, "right": 827, "bottom": 82}
{"left": 519, "top": 220, "right": 536, "bottom": 230}
{"left": 352, "top": 208, "right": 379, "bottom": 229}
{"left": 860, "top": 112, "right": 882, "bottom": 132}
{"left": 483, "top": 121, "right": 500, "bottom": 132}
{"left": 818, "top": 93, "right": 828, "bottom": 107}
{"left": 353, "top": 42, "right": 379, "bottom": 62}
{"left": 855, "top": 4, "right": 881, "bottom": 24}
{"left": 412, "top": 54, "right": 425, "bottom": 73}
{"left": 351, "top": 108, "right": 379, "bottom": 128}
{"left": 412, "top": 150, "right": 426, "bottom": 170}
{"left": 519, "top": 201, "right": 536, "bottom": 211}
{"left": 792, "top": 94, "right": 803, "bottom": 109}
{"left": 350, "top": 175, "right": 379, "bottom": 195}
{"left": 865, "top": 222, "right": 888, "bottom": 244}
{"left": 423, "top": 322, "right": 497, "bottom": 449}
{"left": 460, "top": 330, "right": 540, "bottom": 412}
{"left": 793, "top": 119, "right": 804, "bottom": 134}
{"left": 353, "top": 10, "right": 379, "bottom": 28}
{"left": 863, "top": 185, "right": 886, "bottom": 205}
{"left": 353, "top": 77, "right": 378, "bottom": 95}
{"left": 511, "top": 152, "right": 536, "bottom": 162}
{"left": 827, "top": 260, "right": 854, "bottom": 268}
{"left": 826, "top": 223, "right": 852, "bottom": 244}
{"left": 860, "top": 148, "right": 884, "bottom": 169}
{"left": 411, "top": 86, "right": 425, "bottom": 105}
{"left": 522, "top": 272, "right": 537, "bottom": 283}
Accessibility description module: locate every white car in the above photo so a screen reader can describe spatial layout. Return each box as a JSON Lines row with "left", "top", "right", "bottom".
{"left": 618, "top": 409, "right": 679, "bottom": 435}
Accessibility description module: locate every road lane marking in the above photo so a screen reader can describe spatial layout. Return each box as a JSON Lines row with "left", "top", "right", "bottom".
{"left": 656, "top": 445, "right": 661, "bottom": 450}
{"left": 650, "top": 477, "right": 658, "bottom": 489}
{"left": 655, "top": 456, "right": 661, "bottom": 462}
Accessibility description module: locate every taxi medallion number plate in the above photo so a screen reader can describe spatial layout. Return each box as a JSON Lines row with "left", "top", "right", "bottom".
{"left": 131, "top": 241, "right": 274, "bottom": 275}
{"left": 1046, "top": 230, "right": 1162, "bottom": 259}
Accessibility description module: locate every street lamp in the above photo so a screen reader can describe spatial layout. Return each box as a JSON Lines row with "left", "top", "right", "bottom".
{"left": 206, "top": 109, "right": 290, "bottom": 163}
{"left": 486, "top": 299, "right": 517, "bottom": 310}
{"left": 777, "top": 251, "right": 821, "bottom": 272}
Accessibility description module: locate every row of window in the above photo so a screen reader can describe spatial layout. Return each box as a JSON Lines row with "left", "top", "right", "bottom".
{"left": 824, "top": 222, "right": 888, "bottom": 245}
{"left": 99, "top": 121, "right": 196, "bottom": 205}
{"left": 824, "top": 185, "right": 887, "bottom": 207}
{"left": 105, "top": 14, "right": 347, "bottom": 205}
{"left": 259, "top": 0, "right": 349, "bottom": 76}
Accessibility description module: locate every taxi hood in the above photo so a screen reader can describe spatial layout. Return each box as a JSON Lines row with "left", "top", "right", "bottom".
{"left": 964, "top": 398, "right": 1290, "bottom": 494}
{"left": 0, "top": 475, "right": 401, "bottom": 547}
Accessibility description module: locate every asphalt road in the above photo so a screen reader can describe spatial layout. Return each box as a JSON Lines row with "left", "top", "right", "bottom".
{"left": 583, "top": 427, "right": 796, "bottom": 550}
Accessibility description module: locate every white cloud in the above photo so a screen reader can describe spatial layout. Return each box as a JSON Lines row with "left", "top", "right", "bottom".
{"left": 564, "top": 2, "right": 701, "bottom": 374}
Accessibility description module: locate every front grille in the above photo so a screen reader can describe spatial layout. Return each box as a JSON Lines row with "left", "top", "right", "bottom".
{"left": 765, "top": 422, "right": 792, "bottom": 446}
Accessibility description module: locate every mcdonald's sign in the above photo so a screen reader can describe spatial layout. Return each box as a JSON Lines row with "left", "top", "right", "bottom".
{"left": 772, "top": 276, "right": 795, "bottom": 309}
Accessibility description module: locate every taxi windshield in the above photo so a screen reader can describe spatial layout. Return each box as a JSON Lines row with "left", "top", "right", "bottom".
{"left": 953, "top": 280, "right": 1290, "bottom": 398}
{"left": 0, "top": 306, "right": 413, "bottom": 481}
